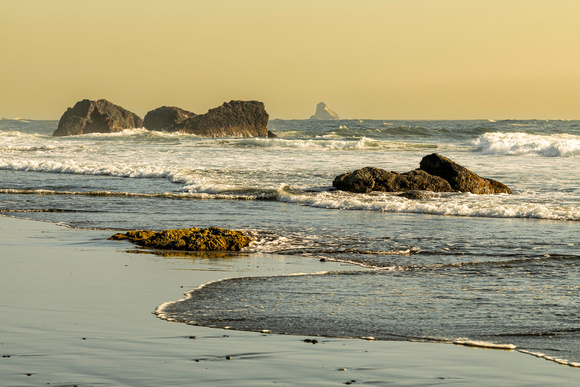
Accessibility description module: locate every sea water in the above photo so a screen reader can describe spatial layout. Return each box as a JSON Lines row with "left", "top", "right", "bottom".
{"left": 1, "top": 117, "right": 579, "bottom": 366}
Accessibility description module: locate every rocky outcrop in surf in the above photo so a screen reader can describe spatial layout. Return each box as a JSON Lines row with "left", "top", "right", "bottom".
{"left": 109, "top": 227, "right": 252, "bottom": 252}
{"left": 145, "top": 100, "right": 269, "bottom": 137}
{"left": 333, "top": 167, "right": 453, "bottom": 194}
{"left": 333, "top": 153, "right": 512, "bottom": 195}
{"left": 310, "top": 102, "right": 339, "bottom": 120}
{"left": 54, "top": 99, "right": 271, "bottom": 138}
{"left": 53, "top": 99, "right": 143, "bottom": 136}
{"left": 419, "top": 153, "right": 512, "bottom": 194}
{"left": 143, "top": 106, "right": 196, "bottom": 132}
{"left": 179, "top": 100, "right": 269, "bottom": 137}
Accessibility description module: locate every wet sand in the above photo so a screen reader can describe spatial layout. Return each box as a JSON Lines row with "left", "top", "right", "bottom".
{"left": 0, "top": 215, "right": 577, "bottom": 386}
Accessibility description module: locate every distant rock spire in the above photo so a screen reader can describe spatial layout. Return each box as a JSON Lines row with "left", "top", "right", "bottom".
{"left": 309, "top": 102, "right": 339, "bottom": 120}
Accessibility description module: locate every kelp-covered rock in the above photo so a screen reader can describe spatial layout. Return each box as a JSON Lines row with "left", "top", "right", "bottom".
{"left": 332, "top": 167, "right": 453, "bottom": 193}
{"left": 109, "top": 227, "right": 252, "bottom": 252}
{"left": 419, "top": 153, "right": 512, "bottom": 194}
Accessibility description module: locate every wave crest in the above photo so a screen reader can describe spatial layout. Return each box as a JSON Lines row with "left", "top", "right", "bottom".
{"left": 474, "top": 132, "right": 580, "bottom": 157}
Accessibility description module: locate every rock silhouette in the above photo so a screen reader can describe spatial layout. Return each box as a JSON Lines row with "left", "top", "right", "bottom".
{"left": 53, "top": 99, "right": 142, "bottom": 136}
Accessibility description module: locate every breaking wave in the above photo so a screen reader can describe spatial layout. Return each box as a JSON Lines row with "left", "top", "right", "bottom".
{"left": 2, "top": 186, "right": 578, "bottom": 222}
{"left": 474, "top": 132, "right": 580, "bottom": 157}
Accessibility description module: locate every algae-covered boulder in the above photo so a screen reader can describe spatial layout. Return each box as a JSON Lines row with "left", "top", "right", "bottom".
{"left": 109, "top": 227, "right": 252, "bottom": 252}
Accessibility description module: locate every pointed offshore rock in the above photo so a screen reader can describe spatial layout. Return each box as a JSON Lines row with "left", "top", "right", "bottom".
{"left": 309, "top": 102, "right": 339, "bottom": 120}
{"left": 109, "top": 227, "right": 252, "bottom": 252}
{"left": 53, "top": 99, "right": 142, "bottom": 136}
{"left": 419, "top": 153, "right": 511, "bottom": 194}
{"left": 143, "top": 106, "right": 196, "bottom": 132}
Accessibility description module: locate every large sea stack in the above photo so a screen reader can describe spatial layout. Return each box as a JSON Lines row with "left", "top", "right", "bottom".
{"left": 309, "top": 102, "right": 339, "bottom": 120}
{"left": 145, "top": 100, "right": 269, "bottom": 137}
{"left": 333, "top": 153, "right": 511, "bottom": 195}
{"left": 53, "top": 99, "right": 142, "bottom": 136}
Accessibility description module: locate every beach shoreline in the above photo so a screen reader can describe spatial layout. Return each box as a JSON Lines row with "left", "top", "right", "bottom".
{"left": 0, "top": 215, "right": 577, "bottom": 386}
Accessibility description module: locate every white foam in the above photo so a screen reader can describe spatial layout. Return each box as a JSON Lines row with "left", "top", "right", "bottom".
{"left": 276, "top": 190, "right": 580, "bottom": 221}
{"left": 474, "top": 132, "right": 580, "bottom": 157}
{"left": 453, "top": 339, "right": 516, "bottom": 350}
{"left": 518, "top": 350, "right": 580, "bottom": 367}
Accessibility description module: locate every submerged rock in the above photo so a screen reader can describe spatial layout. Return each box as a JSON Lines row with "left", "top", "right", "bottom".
{"left": 309, "top": 102, "right": 339, "bottom": 120}
{"left": 419, "top": 153, "right": 512, "bottom": 194}
{"left": 143, "top": 106, "right": 196, "bottom": 132}
{"left": 333, "top": 154, "right": 511, "bottom": 195}
{"left": 53, "top": 99, "right": 143, "bottom": 136}
{"left": 109, "top": 227, "right": 252, "bottom": 252}
{"left": 177, "top": 100, "right": 269, "bottom": 137}
{"left": 397, "top": 190, "right": 438, "bottom": 200}
{"left": 333, "top": 167, "right": 453, "bottom": 194}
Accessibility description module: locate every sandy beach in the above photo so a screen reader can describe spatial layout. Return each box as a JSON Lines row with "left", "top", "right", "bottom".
{"left": 0, "top": 215, "right": 577, "bottom": 386}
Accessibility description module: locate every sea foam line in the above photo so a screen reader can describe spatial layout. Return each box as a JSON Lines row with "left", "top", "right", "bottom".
{"left": 0, "top": 188, "right": 273, "bottom": 201}
{"left": 154, "top": 271, "right": 338, "bottom": 323}
{"left": 518, "top": 349, "right": 580, "bottom": 368}
{"left": 453, "top": 339, "right": 516, "bottom": 350}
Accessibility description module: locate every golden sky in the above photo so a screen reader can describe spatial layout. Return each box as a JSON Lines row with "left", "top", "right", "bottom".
{"left": 1, "top": 0, "right": 579, "bottom": 119}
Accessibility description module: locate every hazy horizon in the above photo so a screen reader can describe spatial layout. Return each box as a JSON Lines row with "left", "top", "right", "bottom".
{"left": 2, "top": 0, "right": 579, "bottom": 120}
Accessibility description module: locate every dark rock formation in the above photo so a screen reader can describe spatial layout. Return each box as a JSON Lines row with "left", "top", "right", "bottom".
{"left": 333, "top": 154, "right": 512, "bottom": 195}
{"left": 419, "top": 153, "right": 512, "bottom": 194}
{"left": 53, "top": 99, "right": 142, "bottom": 136}
{"left": 177, "top": 100, "right": 269, "bottom": 137}
{"left": 143, "top": 106, "right": 196, "bottom": 132}
{"left": 310, "top": 102, "right": 339, "bottom": 120}
{"left": 109, "top": 227, "right": 252, "bottom": 252}
{"left": 267, "top": 130, "right": 278, "bottom": 139}
{"left": 333, "top": 167, "right": 453, "bottom": 194}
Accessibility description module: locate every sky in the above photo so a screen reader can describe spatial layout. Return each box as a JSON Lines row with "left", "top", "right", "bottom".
{"left": 1, "top": 0, "right": 579, "bottom": 120}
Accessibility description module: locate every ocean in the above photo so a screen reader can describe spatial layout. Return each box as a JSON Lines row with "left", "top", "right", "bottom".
{"left": 1, "top": 117, "right": 579, "bottom": 367}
